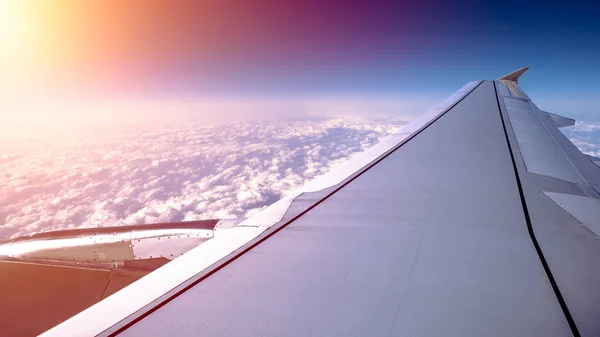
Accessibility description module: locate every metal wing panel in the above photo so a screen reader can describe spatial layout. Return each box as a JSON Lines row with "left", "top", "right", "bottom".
{"left": 502, "top": 95, "right": 583, "bottom": 183}
{"left": 516, "top": 184, "right": 600, "bottom": 337}
{"left": 500, "top": 86, "right": 600, "bottom": 190}
{"left": 496, "top": 80, "right": 600, "bottom": 337}
{"left": 544, "top": 191, "right": 600, "bottom": 236}
{"left": 41, "top": 82, "right": 481, "bottom": 337}
{"left": 116, "top": 81, "right": 571, "bottom": 337}
{"left": 532, "top": 105, "right": 600, "bottom": 190}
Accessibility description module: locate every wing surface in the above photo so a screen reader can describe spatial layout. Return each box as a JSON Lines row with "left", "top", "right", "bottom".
{"left": 496, "top": 78, "right": 600, "bottom": 337}
{"left": 43, "top": 72, "right": 600, "bottom": 337}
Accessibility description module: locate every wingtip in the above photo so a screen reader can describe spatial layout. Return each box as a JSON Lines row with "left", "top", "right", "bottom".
{"left": 498, "top": 66, "right": 530, "bottom": 83}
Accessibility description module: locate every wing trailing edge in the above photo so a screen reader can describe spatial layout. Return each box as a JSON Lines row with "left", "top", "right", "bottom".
{"left": 545, "top": 111, "right": 576, "bottom": 128}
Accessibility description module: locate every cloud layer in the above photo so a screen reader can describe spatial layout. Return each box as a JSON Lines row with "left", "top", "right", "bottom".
{"left": 0, "top": 116, "right": 406, "bottom": 239}
{"left": 561, "top": 121, "right": 600, "bottom": 157}
{"left": 2, "top": 114, "right": 599, "bottom": 240}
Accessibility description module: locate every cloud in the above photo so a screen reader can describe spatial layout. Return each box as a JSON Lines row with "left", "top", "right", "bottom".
{"left": 3, "top": 106, "right": 596, "bottom": 241}
{"left": 561, "top": 120, "right": 600, "bottom": 157}
{"left": 0, "top": 115, "right": 407, "bottom": 239}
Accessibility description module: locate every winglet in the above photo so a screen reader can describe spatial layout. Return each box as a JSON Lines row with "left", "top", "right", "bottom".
{"left": 498, "top": 66, "right": 530, "bottom": 83}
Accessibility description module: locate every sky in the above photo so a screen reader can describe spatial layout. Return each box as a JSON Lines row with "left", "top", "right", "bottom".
{"left": 2, "top": 1, "right": 600, "bottom": 238}
{"left": 2, "top": 1, "right": 599, "bottom": 102}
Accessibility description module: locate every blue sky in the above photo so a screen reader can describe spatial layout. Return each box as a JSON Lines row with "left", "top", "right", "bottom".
{"left": 3, "top": 1, "right": 599, "bottom": 119}
{"left": 149, "top": 1, "right": 600, "bottom": 123}
{"left": 143, "top": 1, "right": 600, "bottom": 98}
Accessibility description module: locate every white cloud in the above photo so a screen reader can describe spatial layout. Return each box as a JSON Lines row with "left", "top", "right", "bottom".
{"left": 562, "top": 120, "right": 600, "bottom": 157}
{"left": 0, "top": 115, "right": 407, "bottom": 239}
{"left": 3, "top": 104, "right": 597, "bottom": 241}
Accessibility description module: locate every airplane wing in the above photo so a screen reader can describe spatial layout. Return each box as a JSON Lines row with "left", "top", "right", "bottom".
{"left": 41, "top": 68, "right": 600, "bottom": 337}
{"left": 0, "top": 220, "right": 219, "bottom": 336}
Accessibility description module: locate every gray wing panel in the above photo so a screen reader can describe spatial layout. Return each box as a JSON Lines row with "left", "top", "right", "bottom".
{"left": 118, "top": 81, "right": 571, "bottom": 337}
{"left": 497, "top": 81, "right": 600, "bottom": 337}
